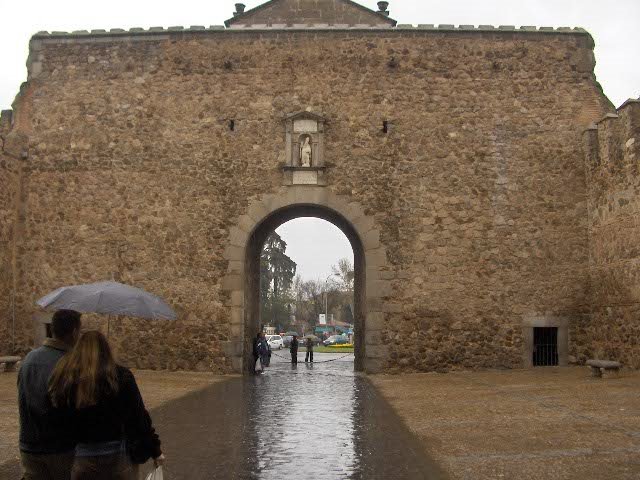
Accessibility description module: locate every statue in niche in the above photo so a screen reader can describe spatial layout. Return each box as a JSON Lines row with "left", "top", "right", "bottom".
{"left": 299, "top": 135, "right": 312, "bottom": 167}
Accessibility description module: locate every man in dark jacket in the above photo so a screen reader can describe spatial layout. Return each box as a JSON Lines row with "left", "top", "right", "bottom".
{"left": 18, "top": 309, "right": 81, "bottom": 480}
{"left": 290, "top": 335, "right": 299, "bottom": 364}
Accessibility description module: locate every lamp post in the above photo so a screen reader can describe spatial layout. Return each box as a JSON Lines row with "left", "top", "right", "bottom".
{"left": 324, "top": 273, "right": 337, "bottom": 329}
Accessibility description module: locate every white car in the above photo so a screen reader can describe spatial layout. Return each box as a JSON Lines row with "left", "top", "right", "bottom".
{"left": 266, "top": 335, "right": 283, "bottom": 350}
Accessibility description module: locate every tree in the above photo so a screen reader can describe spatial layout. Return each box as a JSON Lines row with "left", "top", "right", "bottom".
{"left": 260, "top": 232, "right": 296, "bottom": 330}
{"left": 291, "top": 274, "right": 348, "bottom": 330}
{"left": 332, "top": 258, "right": 354, "bottom": 292}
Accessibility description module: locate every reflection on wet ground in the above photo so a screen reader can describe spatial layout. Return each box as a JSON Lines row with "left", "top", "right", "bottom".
{"left": 154, "top": 351, "right": 446, "bottom": 479}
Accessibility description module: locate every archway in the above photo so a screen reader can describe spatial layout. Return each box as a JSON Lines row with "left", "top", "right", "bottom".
{"left": 248, "top": 206, "right": 363, "bottom": 370}
{"left": 221, "top": 186, "right": 390, "bottom": 374}
{"left": 258, "top": 217, "right": 355, "bottom": 360}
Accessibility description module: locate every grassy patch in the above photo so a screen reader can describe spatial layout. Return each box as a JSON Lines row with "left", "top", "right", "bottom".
{"left": 314, "top": 346, "right": 355, "bottom": 354}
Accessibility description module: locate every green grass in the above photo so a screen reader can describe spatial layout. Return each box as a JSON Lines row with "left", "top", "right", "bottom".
{"left": 313, "top": 346, "right": 355, "bottom": 354}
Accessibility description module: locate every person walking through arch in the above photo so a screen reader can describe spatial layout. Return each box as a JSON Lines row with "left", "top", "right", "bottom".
{"left": 290, "top": 335, "right": 299, "bottom": 365}
{"left": 48, "top": 331, "right": 164, "bottom": 480}
{"left": 252, "top": 332, "right": 261, "bottom": 374}
{"left": 304, "top": 337, "right": 314, "bottom": 363}
{"left": 18, "top": 309, "right": 82, "bottom": 480}
{"left": 257, "top": 332, "right": 270, "bottom": 372}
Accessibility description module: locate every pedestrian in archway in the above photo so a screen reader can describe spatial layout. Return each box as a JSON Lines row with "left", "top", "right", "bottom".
{"left": 252, "top": 332, "right": 261, "bottom": 374}
{"left": 304, "top": 337, "right": 314, "bottom": 363}
{"left": 265, "top": 340, "right": 272, "bottom": 367}
{"left": 258, "top": 333, "right": 270, "bottom": 371}
{"left": 290, "top": 335, "right": 299, "bottom": 364}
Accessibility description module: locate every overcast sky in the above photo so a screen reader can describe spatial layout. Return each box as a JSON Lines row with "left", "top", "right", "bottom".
{"left": 276, "top": 219, "right": 353, "bottom": 281}
{"left": 0, "top": 1, "right": 638, "bottom": 279}
{"left": 1, "top": 0, "right": 638, "bottom": 110}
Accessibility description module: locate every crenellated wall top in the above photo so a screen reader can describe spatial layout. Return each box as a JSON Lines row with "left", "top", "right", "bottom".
{"left": 30, "top": 24, "right": 591, "bottom": 42}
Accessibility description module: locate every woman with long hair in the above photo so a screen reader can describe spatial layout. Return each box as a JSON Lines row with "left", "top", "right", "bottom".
{"left": 49, "top": 330, "right": 164, "bottom": 479}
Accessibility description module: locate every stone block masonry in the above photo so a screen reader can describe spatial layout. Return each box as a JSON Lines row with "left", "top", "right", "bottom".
{"left": 0, "top": 25, "right": 612, "bottom": 372}
{"left": 0, "top": 108, "right": 27, "bottom": 356}
{"left": 582, "top": 99, "right": 640, "bottom": 367}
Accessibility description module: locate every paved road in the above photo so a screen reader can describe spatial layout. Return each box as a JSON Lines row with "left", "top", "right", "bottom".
{"left": 152, "top": 352, "right": 446, "bottom": 479}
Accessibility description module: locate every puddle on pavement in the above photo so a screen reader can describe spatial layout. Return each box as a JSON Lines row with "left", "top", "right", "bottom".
{"left": 151, "top": 352, "right": 446, "bottom": 479}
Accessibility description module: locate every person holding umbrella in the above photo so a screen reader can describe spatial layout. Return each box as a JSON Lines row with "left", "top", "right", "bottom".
{"left": 290, "top": 335, "right": 299, "bottom": 365}
{"left": 304, "top": 336, "right": 314, "bottom": 363}
{"left": 48, "top": 330, "right": 164, "bottom": 479}
{"left": 30, "top": 281, "right": 173, "bottom": 476}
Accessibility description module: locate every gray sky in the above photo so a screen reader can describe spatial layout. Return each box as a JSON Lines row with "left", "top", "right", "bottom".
{"left": 276, "top": 218, "right": 353, "bottom": 282}
{"left": 1, "top": 0, "right": 638, "bottom": 279}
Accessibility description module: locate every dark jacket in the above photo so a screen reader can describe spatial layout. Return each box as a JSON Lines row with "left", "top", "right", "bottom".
{"left": 258, "top": 338, "right": 269, "bottom": 357}
{"left": 18, "top": 338, "right": 74, "bottom": 454}
{"left": 290, "top": 338, "right": 299, "bottom": 353}
{"left": 69, "top": 365, "right": 161, "bottom": 463}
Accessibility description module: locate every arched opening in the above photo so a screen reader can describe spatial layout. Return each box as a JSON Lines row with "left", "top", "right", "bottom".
{"left": 245, "top": 205, "right": 366, "bottom": 372}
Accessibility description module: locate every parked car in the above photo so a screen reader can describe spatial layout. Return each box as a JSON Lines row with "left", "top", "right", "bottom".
{"left": 266, "top": 334, "right": 283, "bottom": 350}
{"left": 282, "top": 335, "right": 293, "bottom": 347}
{"left": 323, "top": 335, "right": 350, "bottom": 347}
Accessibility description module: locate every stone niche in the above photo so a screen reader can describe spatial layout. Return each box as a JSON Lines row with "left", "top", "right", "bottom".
{"left": 282, "top": 111, "right": 327, "bottom": 186}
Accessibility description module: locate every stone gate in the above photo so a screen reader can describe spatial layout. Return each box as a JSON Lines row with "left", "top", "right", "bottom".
{"left": 2, "top": 0, "right": 638, "bottom": 373}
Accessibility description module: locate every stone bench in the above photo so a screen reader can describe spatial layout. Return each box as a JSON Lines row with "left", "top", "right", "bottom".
{"left": 0, "top": 356, "right": 21, "bottom": 372}
{"left": 587, "top": 359, "right": 622, "bottom": 378}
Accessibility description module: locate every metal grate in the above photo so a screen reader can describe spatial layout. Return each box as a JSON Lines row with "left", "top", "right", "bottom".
{"left": 533, "top": 327, "right": 558, "bottom": 366}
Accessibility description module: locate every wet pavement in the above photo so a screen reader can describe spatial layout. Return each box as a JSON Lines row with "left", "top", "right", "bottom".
{"left": 0, "top": 352, "right": 446, "bottom": 479}
{"left": 153, "top": 351, "right": 446, "bottom": 479}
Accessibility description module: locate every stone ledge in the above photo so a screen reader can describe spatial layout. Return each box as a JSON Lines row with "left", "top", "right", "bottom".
{"left": 596, "top": 113, "right": 620, "bottom": 124}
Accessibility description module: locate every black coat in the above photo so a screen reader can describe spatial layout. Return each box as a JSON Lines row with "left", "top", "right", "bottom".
{"left": 65, "top": 366, "right": 161, "bottom": 463}
{"left": 290, "top": 339, "right": 299, "bottom": 353}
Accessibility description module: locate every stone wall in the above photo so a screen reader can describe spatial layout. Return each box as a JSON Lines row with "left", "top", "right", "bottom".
{"left": 0, "top": 107, "right": 26, "bottom": 356}
{"left": 0, "top": 111, "right": 15, "bottom": 354}
{"left": 4, "top": 27, "right": 610, "bottom": 372}
{"left": 582, "top": 99, "right": 640, "bottom": 367}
